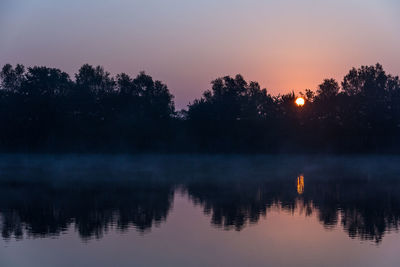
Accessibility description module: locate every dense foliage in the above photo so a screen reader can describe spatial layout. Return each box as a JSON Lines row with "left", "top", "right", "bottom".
{"left": 1, "top": 63, "right": 399, "bottom": 152}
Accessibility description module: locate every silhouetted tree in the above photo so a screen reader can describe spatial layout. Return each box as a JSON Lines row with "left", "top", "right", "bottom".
{"left": 187, "top": 75, "right": 277, "bottom": 151}
{"left": 316, "top": 78, "right": 340, "bottom": 100}
{"left": 0, "top": 64, "right": 25, "bottom": 91}
{"left": 75, "top": 64, "right": 115, "bottom": 94}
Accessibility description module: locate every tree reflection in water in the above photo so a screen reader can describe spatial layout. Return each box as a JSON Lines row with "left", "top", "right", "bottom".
{"left": 0, "top": 155, "right": 399, "bottom": 243}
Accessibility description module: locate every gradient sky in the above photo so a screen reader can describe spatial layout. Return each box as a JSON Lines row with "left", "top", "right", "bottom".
{"left": 1, "top": 0, "right": 400, "bottom": 108}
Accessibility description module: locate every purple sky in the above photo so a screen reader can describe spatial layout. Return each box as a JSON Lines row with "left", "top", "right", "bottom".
{"left": 1, "top": 0, "right": 400, "bottom": 108}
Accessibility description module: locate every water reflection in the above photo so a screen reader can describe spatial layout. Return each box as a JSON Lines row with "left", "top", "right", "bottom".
{"left": 0, "top": 155, "right": 399, "bottom": 244}
{"left": 0, "top": 180, "right": 174, "bottom": 240}
{"left": 297, "top": 174, "right": 304, "bottom": 195}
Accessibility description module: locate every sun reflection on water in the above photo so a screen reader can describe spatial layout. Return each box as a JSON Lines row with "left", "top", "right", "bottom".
{"left": 297, "top": 175, "right": 304, "bottom": 195}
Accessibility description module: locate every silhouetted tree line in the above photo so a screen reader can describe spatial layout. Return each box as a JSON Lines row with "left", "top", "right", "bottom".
{"left": 1, "top": 63, "right": 400, "bottom": 152}
{"left": 0, "top": 64, "right": 175, "bottom": 152}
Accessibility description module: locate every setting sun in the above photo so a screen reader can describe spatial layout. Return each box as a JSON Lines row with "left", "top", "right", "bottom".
{"left": 295, "top": 97, "right": 305, "bottom": 107}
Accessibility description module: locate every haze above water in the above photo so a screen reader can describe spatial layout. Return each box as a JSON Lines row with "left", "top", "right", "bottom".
{"left": 1, "top": 154, "right": 400, "bottom": 267}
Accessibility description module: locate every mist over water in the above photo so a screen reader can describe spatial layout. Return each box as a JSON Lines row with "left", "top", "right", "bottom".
{"left": 0, "top": 154, "right": 400, "bottom": 266}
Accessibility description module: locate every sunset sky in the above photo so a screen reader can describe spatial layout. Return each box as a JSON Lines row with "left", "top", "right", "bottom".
{"left": 1, "top": 0, "right": 399, "bottom": 108}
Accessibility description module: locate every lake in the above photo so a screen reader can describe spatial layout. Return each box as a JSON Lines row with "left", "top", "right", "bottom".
{"left": 0, "top": 154, "right": 400, "bottom": 267}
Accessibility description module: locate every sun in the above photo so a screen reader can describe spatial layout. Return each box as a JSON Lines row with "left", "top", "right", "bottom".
{"left": 295, "top": 97, "right": 305, "bottom": 107}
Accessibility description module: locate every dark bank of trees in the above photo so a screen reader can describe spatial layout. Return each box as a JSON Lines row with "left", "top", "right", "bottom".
{"left": 0, "top": 63, "right": 400, "bottom": 153}
{"left": 0, "top": 64, "right": 175, "bottom": 152}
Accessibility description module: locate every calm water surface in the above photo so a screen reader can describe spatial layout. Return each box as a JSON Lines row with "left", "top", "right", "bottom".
{"left": 0, "top": 154, "right": 400, "bottom": 267}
